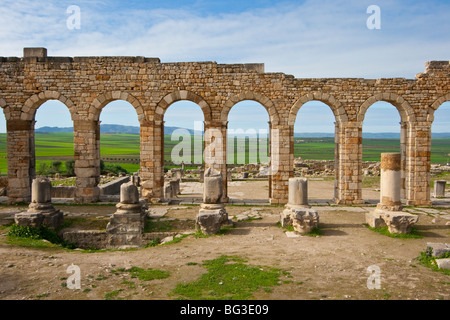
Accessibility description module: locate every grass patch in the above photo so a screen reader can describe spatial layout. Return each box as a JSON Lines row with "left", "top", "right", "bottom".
{"left": 364, "top": 224, "right": 423, "bottom": 239}
{"left": 416, "top": 248, "right": 450, "bottom": 276}
{"left": 128, "top": 267, "right": 170, "bottom": 281}
{"left": 171, "top": 255, "right": 287, "bottom": 300}
{"left": 104, "top": 289, "right": 124, "bottom": 300}
{"left": 6, "top": 224, "right": 76, "bottom": 249}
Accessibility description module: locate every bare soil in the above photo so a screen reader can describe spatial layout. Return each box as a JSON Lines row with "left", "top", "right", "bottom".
{"left": 0, "top": 180, "right": 449, "bottom": 301}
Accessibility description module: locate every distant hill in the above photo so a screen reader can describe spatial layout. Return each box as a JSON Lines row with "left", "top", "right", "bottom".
{"left": 34, "top": 126, "right": 450, "bottom": 139}
{"left": 36, "top": 124, "right": 196, "bottom": 135}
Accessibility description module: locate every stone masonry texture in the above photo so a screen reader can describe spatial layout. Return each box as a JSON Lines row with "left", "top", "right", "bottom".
{"left": 0, "top": 48, "right": 449, "bottom": 205}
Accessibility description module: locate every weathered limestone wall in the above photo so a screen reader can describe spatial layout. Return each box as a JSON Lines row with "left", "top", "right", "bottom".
{"left": 0, "top": 48, "right": 448, "bottom": 205}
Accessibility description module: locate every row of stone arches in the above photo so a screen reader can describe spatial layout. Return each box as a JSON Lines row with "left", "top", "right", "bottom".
{"left": 15, "top": 89, "right": 449, "bottom": 127}
{"left": 0, "top": 90, "right": 449, "bottom": 205}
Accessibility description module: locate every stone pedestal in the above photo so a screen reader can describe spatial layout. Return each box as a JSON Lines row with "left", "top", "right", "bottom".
{"left": 434, "top": 180, "right": 446, "bottom": 198}
{"left": 195, "top": 169, "right": 229, "bottom": 235}
{"left": 106, "top": 182, "right": 145, "bottom": 249}
{"left": 196, "top": 203, "right": 229, "bottom": 235}
{"left": 14, "top": 178, "right": 64, "bottom": 230}
{"left": 381, "top": 211, "right": 419, "bottom": 234}
{"left": 280, "top": 178, "right": 319, "bottom": 234}
{"left": 290, "top": 208, "right": 320, "bottom": 234}
{"left": 366, "top": 209, "right": 419, "bottom": 234}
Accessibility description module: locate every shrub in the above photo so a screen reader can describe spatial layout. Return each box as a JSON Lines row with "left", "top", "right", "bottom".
{"left": 65, "top": 160, "right": 75, "bottom": 176}
{"left": 8, "top": 224, "right": 76, "bottom": 249}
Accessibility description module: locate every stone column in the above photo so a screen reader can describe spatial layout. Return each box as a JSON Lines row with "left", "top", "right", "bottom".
{"left": 400, "top": 122, "right": 407, "bottom": 200}
{"left": 280, "top": 177, "right": 319, "bottom": 234}
{"left": 204, "top": 121, "right": 228, "bottom": 202}
{"left": 334, "top": 121, "right": 340, "bottom": 202}
{"left": 405, "top": 124, "right": 432, "bottom": 206}
{"left": 15, "top": 177, "right": 64, "bottom": 230}
{"left": 73, "top": 120, "right": 100, "bottom": 203}
{"left": 270, "top": 124, "right": 291, "bottom": 205}
{"left": 6, "top": 119, "right": 35, "bottom": 203}
{"left": 196, "top": 168, "right": 229, "bottom": 235}
{"left": 434, "top": 180, "right": 446, "bottom": 198}
{"left": 366, "top": 152, "right": 419, "bottom": 234}
{"left": 336, "top": 122, "right": 363, "bottom": 205}
{"left": 140, "top": 120, "right": 164, "bottom": 202}
{"left": 288, "top": 177, "right": 309, "bottom": 208}
{"left": 106, "top": 182, "right": 145, "bottom": 249}
{"left": 377, "top": 153, "right": 403, "bottom": 211}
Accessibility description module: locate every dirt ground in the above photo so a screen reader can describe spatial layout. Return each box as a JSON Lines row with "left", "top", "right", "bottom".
{"left": 0, "top": 180, "right": 449, "bottom": 301}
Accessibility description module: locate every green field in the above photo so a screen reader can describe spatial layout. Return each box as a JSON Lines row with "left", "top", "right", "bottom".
{"left": 0, "top": 133, "right": 448, "bottom": 175}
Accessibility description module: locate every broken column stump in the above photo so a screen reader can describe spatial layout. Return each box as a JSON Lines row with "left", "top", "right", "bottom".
{"left": 280, "top": 177, "right": 319, "bottom": 234}
{"left": 106, "top": 182, "right": 146, "bottom": 249}
{"left": 14, "top": 178, "right": 64, "bottom": 230}
{"left": 434, "top": 180, "right": 446, "bottom": 198}
{"left": 196, "top": 168, "right": 229, "bottom": 235}
{"left": 365, "top": 153, "right": 418, "bottom": 234}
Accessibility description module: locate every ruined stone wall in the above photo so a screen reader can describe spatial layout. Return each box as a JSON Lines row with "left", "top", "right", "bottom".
{"left": 0, "top": 48, "right": 448, "bottom": 205}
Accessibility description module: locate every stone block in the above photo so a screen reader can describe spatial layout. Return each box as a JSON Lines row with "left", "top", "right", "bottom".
{"left": 365, "top": 210, "right": 387, "bottom": 228}
{"left": 290, "top": 208, "right": 319, "bottom": 234}
{"left": 380, "top": 211, "right": 419, "bottom": 234}
{"left": 196, "top": 206, "right": 228, "bottom": 235}
{"left": 434, "top": 180, "right": 446, "bottom": 197}
{"left": 436, "top": 259, "right": 450, "bottom": 270}
{"left": 23, "top": 47, "right": 47, "bottom": 58}
{"left": 14, "top": 212, "right": 44, "bottom": 228}
{"left": 427, "top": 243, "right": 450, "bottom": 257}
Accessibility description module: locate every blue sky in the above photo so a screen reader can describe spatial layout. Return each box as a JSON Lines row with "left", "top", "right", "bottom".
{"left": 0, "top": 0, "right": 449, "bottom": 133}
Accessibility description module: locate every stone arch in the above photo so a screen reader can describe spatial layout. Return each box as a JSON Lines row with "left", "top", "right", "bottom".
{"left": 428, "top": 92, "right": 450, "bottom": 122}
{"left": 357, "top": 92, "right": 416, "bottom": 123}
{"left": 288, "top": 92, "right": 348, "bottom": 126}
{"left": 0, "top": 98, "right": 8, "bottom": 120}
{"left": 155, "top": 90, "right": 212, "bottom": 123}
{"left": 91, "top": 91, "right": 145, "bottom": 123}
{"left": 221, "top": 91, "right": 280, "bottom": 126}
{"left": 22, "top": 91, "right": 76, "bottom": 121}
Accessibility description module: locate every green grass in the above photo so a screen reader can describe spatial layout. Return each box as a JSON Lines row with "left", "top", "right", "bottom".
{"left": 171, "top": 255, "right": 287, "bottom": 300}
{"left": 416, "top": 248, "right": 450, "bottom": 276}
{"left": 6, "top": 224, "right": 76, "bottom": 249}
{"left": 364, "top": 224, "right": 423, "bottom": 239}
{"left": 0, "top": 133, "right": 448, "bottom": 175}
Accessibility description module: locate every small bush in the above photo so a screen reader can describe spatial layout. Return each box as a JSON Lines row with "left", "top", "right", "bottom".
{"left": 7, "top": 224, "right": 76, "bottom": 249}
{"left": 65, "top": 160, "right": 75, "bottom": 176}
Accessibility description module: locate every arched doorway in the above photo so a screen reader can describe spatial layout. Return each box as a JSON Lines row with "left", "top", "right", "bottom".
{"left": 33, "top": 100, "right": 74, "bottom": 182}
{"left": 163, "top": 100, "right": 205, "bottom": 203}
{"left": 361, "top": 101, "right": 401, "bottom": 204}
{"left": 430, "top": 100, "right": 450, "bottom": 200}
{"left": 227, "top": 100, "right": 270, "bottom": 204}
{"left": 293, "top": 101, "right": 336, "bottom": 205}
